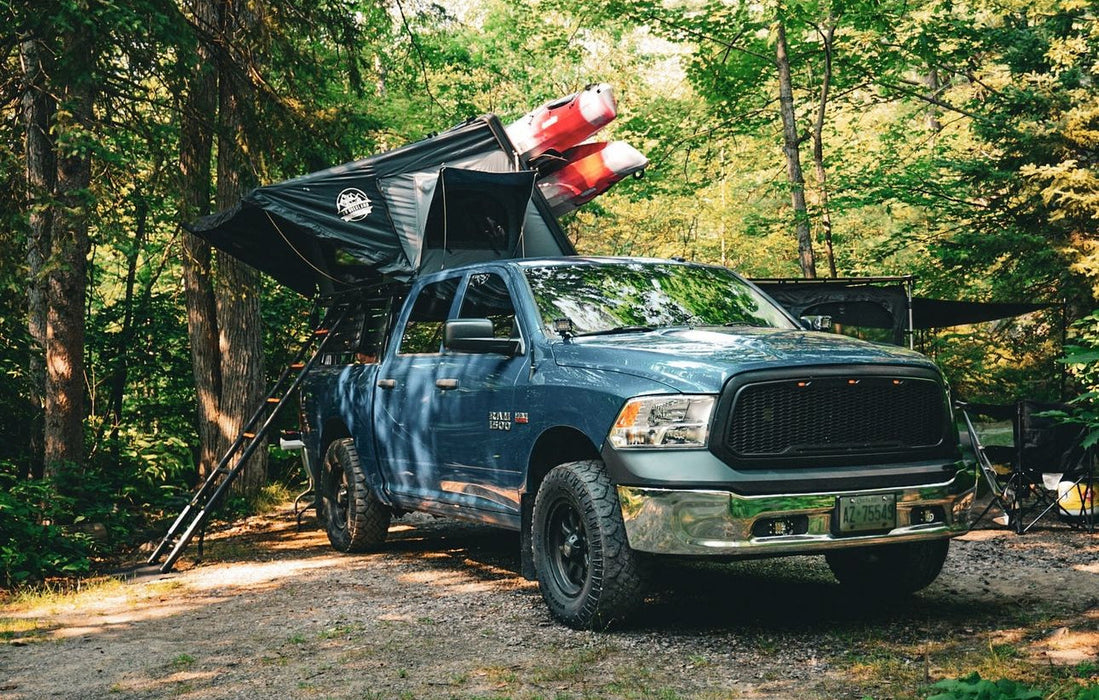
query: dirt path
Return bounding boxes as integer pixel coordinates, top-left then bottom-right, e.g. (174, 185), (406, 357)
(2, 507), (1097, 699)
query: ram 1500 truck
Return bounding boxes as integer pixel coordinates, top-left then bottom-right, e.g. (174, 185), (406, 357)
(299, 257), (974, 629)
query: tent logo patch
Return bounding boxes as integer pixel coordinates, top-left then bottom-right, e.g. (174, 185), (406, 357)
(336, 188), (373, 222)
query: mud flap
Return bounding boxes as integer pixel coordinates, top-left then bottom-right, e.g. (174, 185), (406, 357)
(520, 493), (536, 580)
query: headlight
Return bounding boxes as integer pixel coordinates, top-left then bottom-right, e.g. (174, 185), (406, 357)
(608, 395), (716, 449)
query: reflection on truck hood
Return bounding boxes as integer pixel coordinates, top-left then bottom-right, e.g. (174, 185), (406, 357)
(549, 327), (938, 393)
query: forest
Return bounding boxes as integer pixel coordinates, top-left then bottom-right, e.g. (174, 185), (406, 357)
(1, 0), (1097, 585)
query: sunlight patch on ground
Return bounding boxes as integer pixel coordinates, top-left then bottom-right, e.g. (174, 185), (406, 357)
(182, 555), (347, 590)
(2, 556), (351, 642)
(1029, 627), (1099, 664)
(110, 669), (221, 696)
(957, 529), (1013, 542)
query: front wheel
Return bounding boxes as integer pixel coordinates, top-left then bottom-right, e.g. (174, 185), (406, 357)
(826, 539), (950, 596)
(532, 460), (646, 629)
(321, 438), (391, 553)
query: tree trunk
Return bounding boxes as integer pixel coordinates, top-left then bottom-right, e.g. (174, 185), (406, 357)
(103, 193), (147, 450)
(20, 32), (56, 478)
(775, 20), (816, 279)
(44, 18), (95, 473)
(924, 69), (943, 133)
(179, 0), (221, 481)
(216, 0), (267, 495)
(811, 21), (837, 278)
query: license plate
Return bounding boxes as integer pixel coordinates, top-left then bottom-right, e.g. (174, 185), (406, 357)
(836, 494), (897, 533)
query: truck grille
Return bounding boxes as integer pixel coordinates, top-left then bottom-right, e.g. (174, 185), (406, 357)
(723, 375), (945, 458)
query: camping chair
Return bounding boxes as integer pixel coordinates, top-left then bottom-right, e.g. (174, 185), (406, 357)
(958, 400), (1095, 534)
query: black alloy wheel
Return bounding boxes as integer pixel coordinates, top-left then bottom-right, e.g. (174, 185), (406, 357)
(544, 495), (590, 598)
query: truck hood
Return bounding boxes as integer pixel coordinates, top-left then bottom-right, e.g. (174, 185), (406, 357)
(550, 327), (940, 393)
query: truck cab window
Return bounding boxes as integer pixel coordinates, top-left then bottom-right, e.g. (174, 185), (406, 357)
(399, 278), (459, 354)
(458, 272), (518, 339)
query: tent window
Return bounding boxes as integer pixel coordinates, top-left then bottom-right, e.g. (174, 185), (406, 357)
(399, 278), (459, 355)
(423, 192), (516, 252)
(419, 169), (537, 264)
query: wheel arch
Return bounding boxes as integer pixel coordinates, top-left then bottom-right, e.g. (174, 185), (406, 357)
(519, 426), (602, 581)
(320, 417), (351, 448)
(524, 426), (602, 498)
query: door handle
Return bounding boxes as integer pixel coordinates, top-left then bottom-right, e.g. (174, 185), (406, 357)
(377, 378), (397, 389)
(435, 378), (458, 390)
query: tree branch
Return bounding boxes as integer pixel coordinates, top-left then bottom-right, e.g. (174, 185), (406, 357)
(876, 80), (983, 121)
(393, 0), (447, 117)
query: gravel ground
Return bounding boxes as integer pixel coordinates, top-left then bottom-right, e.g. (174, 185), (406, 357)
(1, 503), (1097, 699)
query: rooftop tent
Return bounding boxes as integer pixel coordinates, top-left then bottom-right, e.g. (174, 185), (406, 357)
(186, 115), (575, 295)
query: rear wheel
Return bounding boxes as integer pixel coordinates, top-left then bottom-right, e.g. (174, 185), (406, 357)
(826, 539), (949, 596)
(321, 438), (391, 553)
(532, 460), (646, 629)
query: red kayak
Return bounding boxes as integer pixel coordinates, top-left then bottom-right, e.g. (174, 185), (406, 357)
(536, 141), (648, 216)
(505, 83), (617, 159)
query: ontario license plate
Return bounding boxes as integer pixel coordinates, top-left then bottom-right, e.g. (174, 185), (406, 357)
(837, 494), (897, 533)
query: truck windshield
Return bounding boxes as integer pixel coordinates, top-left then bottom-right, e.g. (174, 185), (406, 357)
(524, 261), (797, 336)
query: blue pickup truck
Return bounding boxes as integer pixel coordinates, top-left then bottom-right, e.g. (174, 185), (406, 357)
(298, 256), (974, 628)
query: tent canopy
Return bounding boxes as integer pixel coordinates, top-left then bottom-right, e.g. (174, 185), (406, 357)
(187, 116), (575, 295)
(752, 277), (1057, 345)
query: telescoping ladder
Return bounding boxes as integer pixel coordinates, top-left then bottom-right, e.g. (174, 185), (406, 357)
(147, 306), (348, 573)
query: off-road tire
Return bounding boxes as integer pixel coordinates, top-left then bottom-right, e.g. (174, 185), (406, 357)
(321, 438), (390, 553)
(826, 538), (950, 596)
(532, 460), (646, 629)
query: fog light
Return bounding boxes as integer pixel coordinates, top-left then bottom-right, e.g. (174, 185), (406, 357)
(752, 516), (809, 537)
(911, 506), (944, 525)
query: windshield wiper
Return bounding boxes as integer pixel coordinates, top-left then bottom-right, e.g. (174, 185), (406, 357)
(723, 321), (764, 328)
(573, 325), (658, 338)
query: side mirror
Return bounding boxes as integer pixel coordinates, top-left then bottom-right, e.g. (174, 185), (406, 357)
(800, 315), (833, 331)
(444, 318), (522, 356)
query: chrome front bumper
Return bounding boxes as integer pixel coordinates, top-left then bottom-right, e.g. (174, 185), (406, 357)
(617, 479), (974, 557)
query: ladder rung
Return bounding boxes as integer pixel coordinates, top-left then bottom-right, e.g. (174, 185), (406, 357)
(290, 363), (305, 370)
(243, 432), (255, 439)
(266, 397), (280, 404)
(314, 328), (330, 336)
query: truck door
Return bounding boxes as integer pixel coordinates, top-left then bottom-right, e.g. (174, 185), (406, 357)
(373, 276), (460, 503)
(433, 271), (530, 518)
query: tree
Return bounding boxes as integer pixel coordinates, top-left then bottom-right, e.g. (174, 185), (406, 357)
(774, 17), (816, 278)
(212, 0), (267, 494)
(18, 23), (55, 476)
(178, 0), (221, 485)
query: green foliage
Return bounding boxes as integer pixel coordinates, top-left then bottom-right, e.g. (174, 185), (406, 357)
(0, 466), (93, 587)
(927, 673), (1042, 700)
(928, 672), (1099, 700)
(923, 308), (1065, 404)
(1057, 309), (1099, 448)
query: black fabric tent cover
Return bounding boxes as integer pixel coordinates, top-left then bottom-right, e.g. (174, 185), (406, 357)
(187, 116), (575, 295)
(908, 298), (1056, 329)
(755, 280), (910, 344)
(753, 278), (1056, 345)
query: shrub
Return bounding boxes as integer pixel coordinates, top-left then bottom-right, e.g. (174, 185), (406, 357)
(0, 466), (92, 587)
